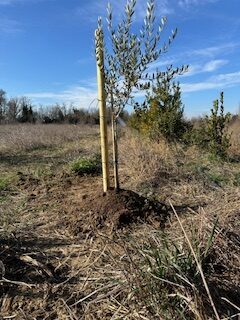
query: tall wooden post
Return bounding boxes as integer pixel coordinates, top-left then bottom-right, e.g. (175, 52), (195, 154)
(95, 26), (110, 193)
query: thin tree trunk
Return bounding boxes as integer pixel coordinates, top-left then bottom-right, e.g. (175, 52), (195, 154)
(111, 93), (119, 190)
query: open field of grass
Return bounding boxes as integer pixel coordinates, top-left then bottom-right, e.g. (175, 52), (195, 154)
(0, 123), (239, 319)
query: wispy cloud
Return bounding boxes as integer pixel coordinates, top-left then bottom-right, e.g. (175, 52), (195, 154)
(183, 59), (228, 77)
(189, 42), (238, 58)
(181, 70), (240, 92)
(148, 43), (238, 73)
(201, 59), (228, 72)
(178, 0), (219, 8)
(26, 85), (98, 108)
(0, 17), (22, 33)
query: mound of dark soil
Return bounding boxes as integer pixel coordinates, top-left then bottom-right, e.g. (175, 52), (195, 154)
(65, 189), (169, 235)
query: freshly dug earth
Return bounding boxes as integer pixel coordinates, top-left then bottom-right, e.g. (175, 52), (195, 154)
(65, 189), (169, 235)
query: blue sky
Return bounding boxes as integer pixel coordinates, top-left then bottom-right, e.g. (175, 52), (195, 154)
(0, 0), (239, 117)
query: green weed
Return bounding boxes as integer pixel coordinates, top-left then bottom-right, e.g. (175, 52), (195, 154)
(126, 222), (218, 319)
(207, 173), (228, 186)
(70, 154), (102, 176)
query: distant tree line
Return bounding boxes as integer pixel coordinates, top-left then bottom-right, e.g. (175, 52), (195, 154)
(0, 89), (129, 125)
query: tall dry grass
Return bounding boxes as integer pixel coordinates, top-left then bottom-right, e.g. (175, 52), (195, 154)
(120, 126), (240, 196)
(229, 117), (240, 157)
(0, 124), (98, 154)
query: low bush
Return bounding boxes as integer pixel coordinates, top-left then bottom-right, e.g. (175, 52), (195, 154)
(192, 92), (231, 159)
(70, 154), (102, 176)
(129, 78), (191, 142)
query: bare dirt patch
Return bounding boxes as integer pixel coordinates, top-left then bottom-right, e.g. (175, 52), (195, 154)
(63, 188), (169, 236)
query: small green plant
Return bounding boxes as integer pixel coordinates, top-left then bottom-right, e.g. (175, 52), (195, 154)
(207, 172), (228, 187)
(70, 154), (102, 176)
(0, 177), (10, 192)
(193, 92), (231, 159)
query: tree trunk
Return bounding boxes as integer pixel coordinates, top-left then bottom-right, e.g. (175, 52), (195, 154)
(111, 111), (120, 190)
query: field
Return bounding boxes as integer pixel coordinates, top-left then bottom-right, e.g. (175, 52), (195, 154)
(0, 123), (240, 319)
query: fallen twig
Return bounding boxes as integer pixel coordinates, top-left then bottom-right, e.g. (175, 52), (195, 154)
(0, 277), (35, 288)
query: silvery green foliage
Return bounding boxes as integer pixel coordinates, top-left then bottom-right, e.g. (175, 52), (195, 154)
(96, 0), (187, 118)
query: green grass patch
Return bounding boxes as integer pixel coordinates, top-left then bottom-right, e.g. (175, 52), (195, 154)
(207, 172), (229, 186)
(0, 176), (11, 192)
(0, 195), (8, 203)
(234, 172), (240, 186)
(70, 154), (102, 176)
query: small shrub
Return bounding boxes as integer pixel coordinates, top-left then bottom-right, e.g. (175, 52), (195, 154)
(129, 78), (191, 142)
(70, 154), (102, 176)
(193, 92), (231, 159)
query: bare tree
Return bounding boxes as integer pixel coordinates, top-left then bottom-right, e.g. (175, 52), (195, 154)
(0, 89), (7, 123)
(6, 97), (21, 123)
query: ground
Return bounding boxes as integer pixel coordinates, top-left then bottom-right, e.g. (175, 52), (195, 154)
(0, 124), (239, 319)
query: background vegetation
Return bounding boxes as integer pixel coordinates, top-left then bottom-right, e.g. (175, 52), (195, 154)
(0, 120), (239, 319)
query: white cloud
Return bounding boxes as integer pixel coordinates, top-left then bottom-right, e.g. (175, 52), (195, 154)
(203, 59), (228, 72)
(26, 85), (98, 109)
(189, 43), (238, 58)
(22, 70), (240, 106)
(148, 43), (238, 73)
(147, 58), (227, 77)
(181, 70), (240, 92)
(183, 59), (228, 77)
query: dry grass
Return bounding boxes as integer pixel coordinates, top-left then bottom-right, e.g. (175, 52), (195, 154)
(120, 130), (240, 205)
(229, 117), (240, 158)
(0, 124), (239, 319)
(0, 124), (99, 154)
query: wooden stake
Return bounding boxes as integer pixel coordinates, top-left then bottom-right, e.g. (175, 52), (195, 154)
(95, 28), (110, 193)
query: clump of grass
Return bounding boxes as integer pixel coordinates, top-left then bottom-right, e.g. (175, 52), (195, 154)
(207, 172), (229, 187)
(234, 172), (240, 186)
(119, 219), (219, 320)
(70, 154), (102, 176)
(0, 177), (9, 192)
(0, 178), (9, 203)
